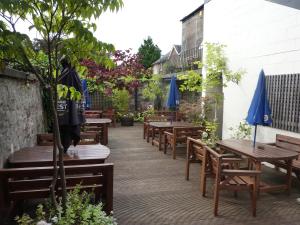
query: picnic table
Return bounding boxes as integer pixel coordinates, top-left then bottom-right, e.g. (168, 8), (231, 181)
(217, 139), (298, 194)
(149, 121), (198, 151)
(84, 118), (112, 145)
(7, 144), (110, 168)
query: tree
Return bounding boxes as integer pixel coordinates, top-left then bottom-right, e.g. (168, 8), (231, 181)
(81, 49), (151, 110)
(0, 0), (123, 210)
(138, 36), (161, 69)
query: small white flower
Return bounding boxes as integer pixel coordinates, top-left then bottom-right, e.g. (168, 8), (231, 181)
(36, 220), (51, 225)
(51, 216), (58, 223)
(202, 132), (208, 138)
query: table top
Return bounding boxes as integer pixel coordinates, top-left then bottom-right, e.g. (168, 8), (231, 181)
(149, 121), (197, 128)
(85, 118), (112, 124)
(217, 139), (298, 161)
(8, 144), (110, 168)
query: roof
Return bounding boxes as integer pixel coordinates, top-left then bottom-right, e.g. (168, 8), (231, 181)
(152, 45), (182, 65)
(153, 51), (171, 65)
(180, 4), (204, 22)
(173, 45), (182, 55)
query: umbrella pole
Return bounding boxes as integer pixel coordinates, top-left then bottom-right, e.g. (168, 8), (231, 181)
(253, 125), (257, 147)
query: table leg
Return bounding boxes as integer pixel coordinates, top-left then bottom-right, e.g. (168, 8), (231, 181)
(103, 124), (108, 145)
(147, 125), (150, 143)
(254, 160), (261, 196)
(158, 129), (162, 151)
(286, 159), (292, 195)
(151, 126), (155, 146)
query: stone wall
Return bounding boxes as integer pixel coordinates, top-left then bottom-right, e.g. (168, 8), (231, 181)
(0, 68), (45, 167)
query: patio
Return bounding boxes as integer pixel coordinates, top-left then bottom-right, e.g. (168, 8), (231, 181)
(109, 124), (300, 225)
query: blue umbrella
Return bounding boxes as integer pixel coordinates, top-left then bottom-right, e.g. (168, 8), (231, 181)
(81, 79), (91, 109)
(166, 76), (180, 110)
(246, 69), (272, 146)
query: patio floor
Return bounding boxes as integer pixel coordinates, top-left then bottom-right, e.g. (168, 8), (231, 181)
(108, 124), (300, 225)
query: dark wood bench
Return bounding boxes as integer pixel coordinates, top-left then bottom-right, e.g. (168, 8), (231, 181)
(0, 163), (113, 218)
(164, 127), (203, 159)
(84, 110), (102, 118)
(37, 132), (100, 146)
(267, 134), (300, 181)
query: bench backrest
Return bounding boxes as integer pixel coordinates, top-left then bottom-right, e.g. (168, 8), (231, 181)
(276, 134), (300, 160)
(0, 163), (113, 214)
(173, 127), (203, 140)
(84, 111), (102, 118)
(37, 132), (100, 146)
(187, 137), (206, 161)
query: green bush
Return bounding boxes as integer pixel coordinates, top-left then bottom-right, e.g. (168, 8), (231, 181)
(16, 186), (117, 225)
(111, 88), (130, 115)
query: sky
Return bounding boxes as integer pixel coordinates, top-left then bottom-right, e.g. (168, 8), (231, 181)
(96, 0), (203, 54)
(15, 0), (203, 55)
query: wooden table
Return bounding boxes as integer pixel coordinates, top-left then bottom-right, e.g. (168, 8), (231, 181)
(8, 144), (110, 168)
(217, 139), (298, 194)
(85, 118), (112, 145)
(149, 122), (197, 151)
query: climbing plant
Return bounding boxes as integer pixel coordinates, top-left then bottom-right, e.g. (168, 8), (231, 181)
(178, 42), (245, 146)
(0, 0), (123, 211)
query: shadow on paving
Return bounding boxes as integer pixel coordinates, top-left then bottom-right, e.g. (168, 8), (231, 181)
(108, 124), (300, 225)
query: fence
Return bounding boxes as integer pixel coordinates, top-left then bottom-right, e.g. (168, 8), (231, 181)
(89, 91), (112, 110)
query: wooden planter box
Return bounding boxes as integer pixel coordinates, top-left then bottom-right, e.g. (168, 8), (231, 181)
(120, 117), (134, 126)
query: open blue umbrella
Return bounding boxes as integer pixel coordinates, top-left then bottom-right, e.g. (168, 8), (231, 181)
(81, 79), (91, 109)
(246, 69), (272, 146)
(166, 76), (180, 110)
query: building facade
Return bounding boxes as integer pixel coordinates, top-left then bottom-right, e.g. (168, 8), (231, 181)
(203, 0), (300, 141)
(180, 5), (204, 68)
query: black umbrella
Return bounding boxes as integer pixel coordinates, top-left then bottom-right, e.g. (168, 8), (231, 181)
(57, 58), (85, 152)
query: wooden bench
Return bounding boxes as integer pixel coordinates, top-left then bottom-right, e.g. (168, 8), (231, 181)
(37, 132), (100, 146)
(0, 163), (113, 218)
(186, 137), (207, 181)
(84, 110), (102, 118)
(164, 127), (203, 159)
(204, 146), (260, 217)
(267, 134), (300, 181)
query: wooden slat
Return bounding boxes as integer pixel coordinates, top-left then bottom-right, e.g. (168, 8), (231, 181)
(0, 163), (113, 214)
(9, 185), (103, 200)
(8, 175), (104, 191)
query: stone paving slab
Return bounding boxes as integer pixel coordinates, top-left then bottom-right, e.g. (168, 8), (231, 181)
(108, 124), (300, 225)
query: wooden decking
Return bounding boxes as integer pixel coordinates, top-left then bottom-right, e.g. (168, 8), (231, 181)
(108, 124), (300, 225)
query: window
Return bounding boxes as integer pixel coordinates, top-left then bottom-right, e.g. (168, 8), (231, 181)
(266, 74), (300, 132)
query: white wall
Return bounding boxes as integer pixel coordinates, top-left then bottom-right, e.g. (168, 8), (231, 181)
(203, 0), (300, 142)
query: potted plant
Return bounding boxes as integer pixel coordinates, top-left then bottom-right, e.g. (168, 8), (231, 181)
(111, 88), (134, 126)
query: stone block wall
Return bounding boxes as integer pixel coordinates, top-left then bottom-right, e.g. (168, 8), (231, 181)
(0, 68), (45, 167)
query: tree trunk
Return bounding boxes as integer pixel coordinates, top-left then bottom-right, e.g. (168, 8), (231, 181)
(134, 87), (138, 111)
(49, 87), (67, 209)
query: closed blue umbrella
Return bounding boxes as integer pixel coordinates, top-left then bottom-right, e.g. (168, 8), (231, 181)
(81, 79), (91, 109)
(246, 69), (272, 146)
(166, 76), (180, 110)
